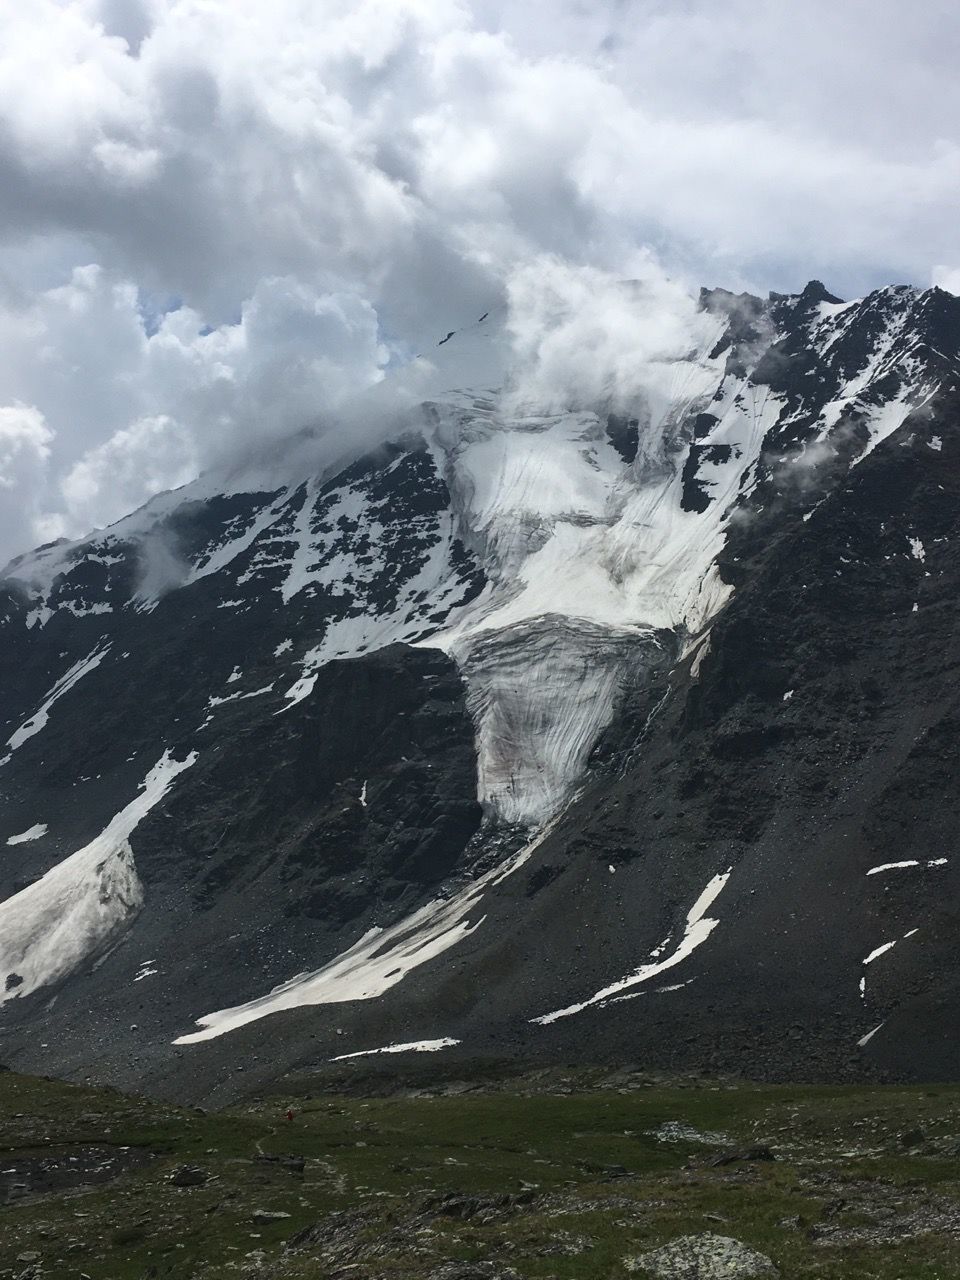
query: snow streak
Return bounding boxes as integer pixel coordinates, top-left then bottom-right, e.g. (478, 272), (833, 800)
(532, 869), (732, 1024)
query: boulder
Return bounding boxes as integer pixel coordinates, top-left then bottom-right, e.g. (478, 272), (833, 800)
(625, 1232), (779, 1279)
(169, 1165), (209, 1188)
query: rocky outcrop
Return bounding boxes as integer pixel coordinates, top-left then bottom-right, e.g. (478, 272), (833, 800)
(625, 1233), (779, 1279)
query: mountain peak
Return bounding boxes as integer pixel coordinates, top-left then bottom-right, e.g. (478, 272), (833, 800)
(800, 278), (843, 305)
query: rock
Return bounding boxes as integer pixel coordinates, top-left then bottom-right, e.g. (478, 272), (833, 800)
(285, 1206), (377, 1254)
(428, 1265), (520, 1280)
(169, 1165), (209, 1187)
(711, 1146), (777, 1167)
(579, 1160), (633, 1179)
(625, 1232), (779, 1278)
(16, 1256), (39, 1265)
(899, 1128), (925, 1148)
(251, 1209), (292, 1224)
(648, 1121), (731, 1146)
(418, 1189), (536, 1223)
(819, 1197), (846, 1219)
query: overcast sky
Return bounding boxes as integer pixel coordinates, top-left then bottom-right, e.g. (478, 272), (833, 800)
(1, 0), (958, 563)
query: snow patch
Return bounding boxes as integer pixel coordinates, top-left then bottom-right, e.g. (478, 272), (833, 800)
(174, 820), (559, 1044)
(531, 869), (732, 1024)
(188, 489), (294, 584)
(688, 632), (711, 680)
(0, 751), (196, 1003)
(860, 927), (919, 998)
(866, 859), (946, 875)
(863, 939), (898, 966)
(208, 683), (274, 708)
(6, 824), (48, 846)
(330, 1037), (459, 1061)
(857, 1023), (884, 1048)
(851, 388), (938, 467)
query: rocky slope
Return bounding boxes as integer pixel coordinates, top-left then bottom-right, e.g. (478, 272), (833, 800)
(0, 280), (958, 1099)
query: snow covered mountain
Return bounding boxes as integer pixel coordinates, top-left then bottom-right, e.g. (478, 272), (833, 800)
(2, 279), (959, 1100)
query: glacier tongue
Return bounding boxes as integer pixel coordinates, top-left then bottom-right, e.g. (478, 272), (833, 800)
(457, 616), (662, 825)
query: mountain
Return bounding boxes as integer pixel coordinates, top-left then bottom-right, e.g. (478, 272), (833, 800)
(1, 279), (959, 1102)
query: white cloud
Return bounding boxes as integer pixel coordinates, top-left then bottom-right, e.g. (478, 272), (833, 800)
(60, 414), (197, 530)
(0, 403), (55, 556)
(933, 266), (960, 296)
(0, 1), (958, 560)
(504, 255), (717, 419)
(0, 403), (52, 491)
(0, 266), (390, 545)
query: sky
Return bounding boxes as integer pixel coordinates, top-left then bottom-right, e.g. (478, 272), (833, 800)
(0, 0), (958, 563)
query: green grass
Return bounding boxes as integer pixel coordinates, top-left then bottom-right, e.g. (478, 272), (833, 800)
(2, 1067), (960, 1278)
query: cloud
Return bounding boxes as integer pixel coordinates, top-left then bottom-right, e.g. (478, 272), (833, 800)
(0, 1), (958, 560)
(60, 414), (198, 533)
(0, 403), (56, 558)
(0, 265), (391, 546)
(503, 255), (718, 421)
(933, 265), (960, 296)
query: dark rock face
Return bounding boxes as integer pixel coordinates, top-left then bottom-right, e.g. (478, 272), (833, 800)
(681, 444), (733, 513)
(1, 281), (960, 1099)
(164, 644), (482, 926)
(0, 641), (483, 1085)
(606, 414), (640, 463)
